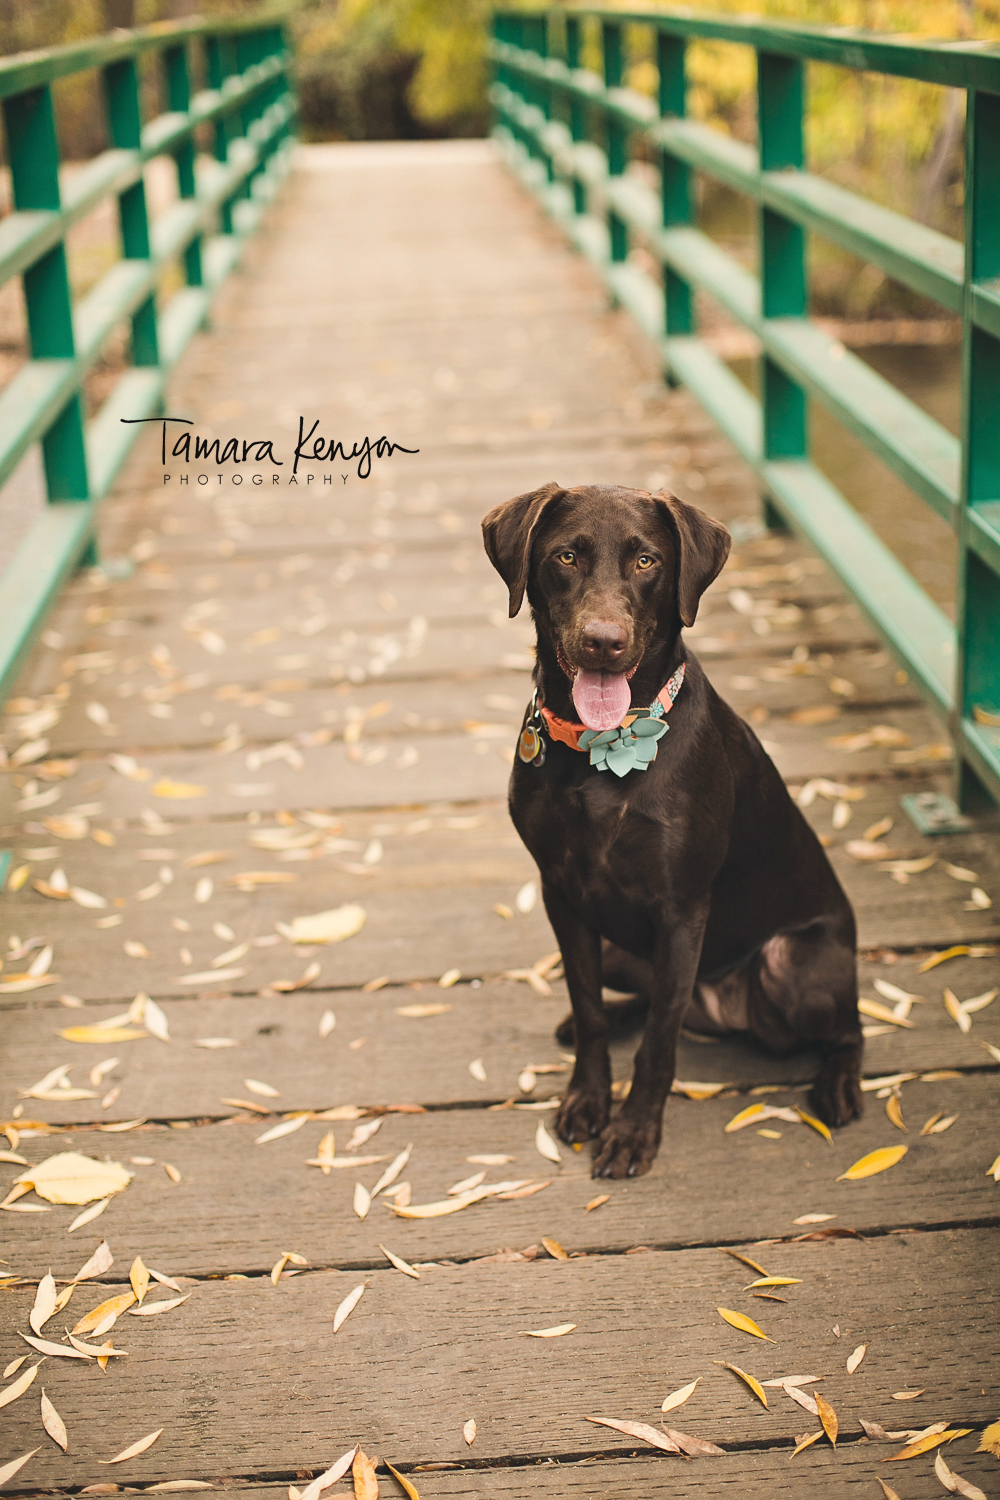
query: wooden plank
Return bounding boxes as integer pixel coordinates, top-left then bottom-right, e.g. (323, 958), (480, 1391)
(3, 952), (999, 1124)
(0, 1228), (994, 1484)
(4, 1076), (996, 1274)
(144, 1443), (1000, 1500)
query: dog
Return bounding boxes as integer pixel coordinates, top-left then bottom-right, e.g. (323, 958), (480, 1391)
(482, 482), (863, 1179)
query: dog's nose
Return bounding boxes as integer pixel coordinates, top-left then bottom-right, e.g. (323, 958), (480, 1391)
(581, 619), (629, 667)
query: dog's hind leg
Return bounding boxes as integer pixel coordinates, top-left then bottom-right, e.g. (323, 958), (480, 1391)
(748, 920), (863, 1127)
(554, 941), (652, 1047)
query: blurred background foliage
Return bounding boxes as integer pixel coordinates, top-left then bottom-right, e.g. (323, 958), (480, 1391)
(3, 0), (999, 315)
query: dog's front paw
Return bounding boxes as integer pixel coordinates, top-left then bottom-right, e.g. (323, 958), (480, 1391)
(810, 1049), (863, 1128)
(592, 1115), (661, 1179)
(556, 1086), (608, 1144)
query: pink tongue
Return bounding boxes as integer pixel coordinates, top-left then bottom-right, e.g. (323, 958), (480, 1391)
(572, 669), (632, 731)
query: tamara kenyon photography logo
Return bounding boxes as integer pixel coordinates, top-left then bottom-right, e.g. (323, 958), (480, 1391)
(122, 416), (419, 482)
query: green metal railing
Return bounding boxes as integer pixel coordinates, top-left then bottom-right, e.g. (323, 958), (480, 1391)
(0, 8), (295, 700)
(490, 7), (1000, 814)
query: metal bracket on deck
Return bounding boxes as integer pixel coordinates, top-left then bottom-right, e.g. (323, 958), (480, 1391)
(900, 791), (973, 836)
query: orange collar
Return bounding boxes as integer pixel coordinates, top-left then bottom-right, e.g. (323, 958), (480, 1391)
(540, 662), (686, 751)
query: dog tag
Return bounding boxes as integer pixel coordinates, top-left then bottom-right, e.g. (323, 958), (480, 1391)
(518, 725), (543, 764)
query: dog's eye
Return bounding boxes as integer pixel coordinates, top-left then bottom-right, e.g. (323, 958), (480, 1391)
(636, 554), (655, 570)
(557, 550), (576, 566)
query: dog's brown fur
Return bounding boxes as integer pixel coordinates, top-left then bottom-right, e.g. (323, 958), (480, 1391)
(483, 482), (862, 1179)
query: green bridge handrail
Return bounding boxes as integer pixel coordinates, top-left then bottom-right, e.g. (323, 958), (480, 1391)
(0, 7), (296, 701)
(489, 5), (1000, 812)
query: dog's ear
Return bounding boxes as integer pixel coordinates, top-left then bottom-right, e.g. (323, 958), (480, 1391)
(482, 481), (565, 617)
(653, 491), (731, 627)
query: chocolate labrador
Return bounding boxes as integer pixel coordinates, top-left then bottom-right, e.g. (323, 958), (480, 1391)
(482, 482), (862, 1179)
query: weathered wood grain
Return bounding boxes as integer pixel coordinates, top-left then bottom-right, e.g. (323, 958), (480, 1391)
(4, 961), (999, 1125)
(0, 1230), (995, 1485)
(143, 1443), (1000, 1500)
(4, 1074), (996, 1275)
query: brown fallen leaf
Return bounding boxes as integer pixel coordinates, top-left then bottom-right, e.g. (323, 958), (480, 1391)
(892, 1388), (927, 1400)
(379, 1244), (420, 1280)
(660, 1425), (725, 1457)
(584, 1194), (610, 1213)
(584, 1416), (681, 1454)
(846, 1342), (868, 1374)
(30, 1273), (57, 1336)
(40, 1389), (68, 1450)
(935, 1448), (988, 1499)
(352, 1449), (378, 1500)
(715, 1361), (768, 1407)
(463, 1418), (476, 1446)
(792, 1226), (864, 1241)
(0, 1450), (39, 1486)
(717, 1307), (774, 1342)
(876, 1480), (903, 1500)
(100, 1428), (163, 1463)
(299, 1447), (358, 1500)
(127, 1295), (190, 1317)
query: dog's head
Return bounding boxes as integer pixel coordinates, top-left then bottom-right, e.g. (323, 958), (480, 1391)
(481, 483), (730, 728)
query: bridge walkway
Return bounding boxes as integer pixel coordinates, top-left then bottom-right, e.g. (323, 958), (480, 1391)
(0, 140), (997, 1499)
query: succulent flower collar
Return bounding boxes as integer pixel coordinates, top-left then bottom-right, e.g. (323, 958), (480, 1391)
(518, 662), (686, 777)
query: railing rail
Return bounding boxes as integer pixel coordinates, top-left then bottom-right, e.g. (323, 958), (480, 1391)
(0, 7), (296, 701)
(489, 5), (1000, 814)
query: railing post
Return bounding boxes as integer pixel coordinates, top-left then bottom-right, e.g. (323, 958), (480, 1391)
(603, 21), (627, 265)
(758, 51), (807, 528)
(207, 32), (238, 233)
(534, 15), (555, 183)
(103, 57), (159, 368)
(1, 86), (89, 504)
(565, 16), (587, 216)
(956, 86), (1000, 810)
(164, 42), (202, 287)
(658, 30), (692, 350)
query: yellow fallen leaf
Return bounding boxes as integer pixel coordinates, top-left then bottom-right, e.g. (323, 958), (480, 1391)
(791, 1430), (824, 1457)
(723, 1249), (770, 1276)
(541, 1236), (568, 1261)
(716, 1361), (768, 1405)
(661, 1377), (700, 1413)
(522, 1324), (576, 1337)
(0, 1450), (39, 1486)
(815, 1391), (838, 1446)
(885, 1095), (907, 1132)
(858, 999), (914, 1028)
(395, 1003), (451, 1018)
(100, 1429), (163, 1463)
(584, 1194), (610, 1213)
(837, 1145), (907, 1180)
(16, 1152), (131, 1205)
(795, 1107), (833, 1142)
(72, 1291), (136, 1334)
(934, 1448), (988, 1499)
(846, 1342), (868, 1373)
(944, 988), (971, 1034)
(352, 1450), (379, 1500)
(153, 780), (206, 799)
(725, 1103), (766, 1132)
(744, 1277), (802, 1289)
(919, 946), (971, 972)
(255, 1115), (311, 1145)
(439, 967), (461, 988)
(886, 1429), (970, 1460)
(977, 1420), (1000, 1457)
(58, 1026), (147, 1044)
(128, 1295), (190, 1316)
(353, 1182), (371, 1220)
(463, 1418), (477, 1445)
(383, 1460), (420, 1499)
(717, 1308), (774, 1341)
(280, 905), (366, 943)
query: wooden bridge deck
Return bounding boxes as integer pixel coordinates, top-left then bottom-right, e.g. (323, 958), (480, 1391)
(1, 140), (998, 1499)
